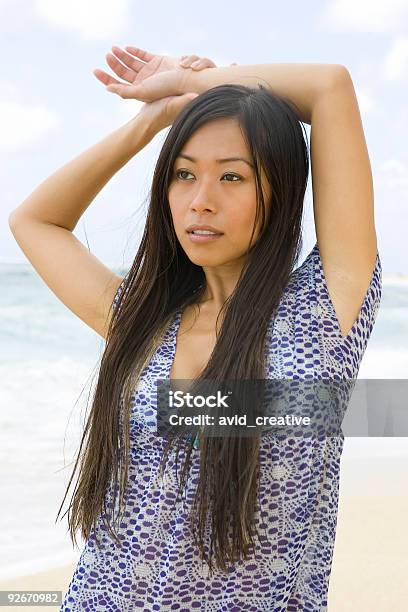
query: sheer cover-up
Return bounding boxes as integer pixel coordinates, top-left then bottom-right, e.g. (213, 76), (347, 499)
(61, 242), (382, 611)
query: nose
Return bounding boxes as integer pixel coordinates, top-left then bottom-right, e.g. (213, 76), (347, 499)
(188, 181), (217, 213)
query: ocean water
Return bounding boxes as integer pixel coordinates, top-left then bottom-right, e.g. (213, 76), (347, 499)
(0, 263), (407, 580)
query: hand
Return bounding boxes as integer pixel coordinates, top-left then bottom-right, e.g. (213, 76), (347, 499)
(136, 91), (200, 135)
(93, 46), (218, 102)
(93, 46), (238, 102)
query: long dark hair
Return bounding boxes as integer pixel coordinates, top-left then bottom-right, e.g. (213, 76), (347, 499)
(57, 83), (310, 575)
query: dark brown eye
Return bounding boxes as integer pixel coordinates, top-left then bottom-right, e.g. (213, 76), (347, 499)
(175, 170), (242, 181)
(176, 169), (193, 180)
(222, 173), (241, 182)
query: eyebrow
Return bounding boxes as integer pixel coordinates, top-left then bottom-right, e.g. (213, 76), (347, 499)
(176, 153), (254, 169)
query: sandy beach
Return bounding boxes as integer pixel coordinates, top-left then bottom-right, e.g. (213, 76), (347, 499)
(1, 494), (407, 611)
(0, 563), (76, 612)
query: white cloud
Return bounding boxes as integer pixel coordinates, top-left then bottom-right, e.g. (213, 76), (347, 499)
(379, 159), (406, 173)
(0, 0), (17, 9)
(35, 0), (131, 42)
(81, 98), (145, 130)
(0, 100), (59, 151)
(382, 37), (408, 81)
(353, 85), (375, 115)
(0, 80), (21, 98)
(320, 0), (408, 32)
(376, 159), (408, 190)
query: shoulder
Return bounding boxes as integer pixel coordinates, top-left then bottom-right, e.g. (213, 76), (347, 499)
(278, 241), (382, 343)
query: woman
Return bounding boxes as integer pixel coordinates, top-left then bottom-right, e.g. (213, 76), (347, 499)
(8, 47), (382, 611)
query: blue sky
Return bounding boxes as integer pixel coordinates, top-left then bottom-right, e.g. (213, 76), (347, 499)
(1, 0), (407, 274)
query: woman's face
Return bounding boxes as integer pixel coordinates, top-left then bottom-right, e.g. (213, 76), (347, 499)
(168, 118), (271, 269)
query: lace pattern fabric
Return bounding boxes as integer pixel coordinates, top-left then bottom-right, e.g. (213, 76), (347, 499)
(61, 242), (382, 611)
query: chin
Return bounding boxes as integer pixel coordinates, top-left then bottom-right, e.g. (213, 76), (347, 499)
(183, 248), (221, 263)
(186, 254), (219, 266)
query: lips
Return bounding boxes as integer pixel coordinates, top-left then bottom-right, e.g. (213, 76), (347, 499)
(187, 232), (223, 243)
(188, 230), (223, 235)
(186, 224), (224, 234)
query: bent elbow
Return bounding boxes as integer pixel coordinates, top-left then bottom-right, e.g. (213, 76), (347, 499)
(327, 64), (352, 90)
(8, 209), (20, 233)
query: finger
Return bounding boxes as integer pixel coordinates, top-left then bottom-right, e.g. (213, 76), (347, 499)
(191, 57), (216, 67)
(93, 68), (123, 86)
(105, 53), (137, 84)
(124, 46), (156, 63)
(190, 59), (212, 70)
(105, 83), (146, 100)
(111, 46), (145, 73)
(179, 55), (200, 67)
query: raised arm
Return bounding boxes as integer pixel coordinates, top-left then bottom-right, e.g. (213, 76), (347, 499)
(180, 61), (342, 125)
(8, 115), (154, 340)
(181, 63), (379, 338)
(95, 52), (379, 339)
(100, 51), (340, 126)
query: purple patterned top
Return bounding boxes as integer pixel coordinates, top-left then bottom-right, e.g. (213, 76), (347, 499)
(61, 242), (382, 611)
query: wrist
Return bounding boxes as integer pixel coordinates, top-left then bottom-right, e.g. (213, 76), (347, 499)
(124, 113), (156, 150)
(178, 66), (200, 96)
